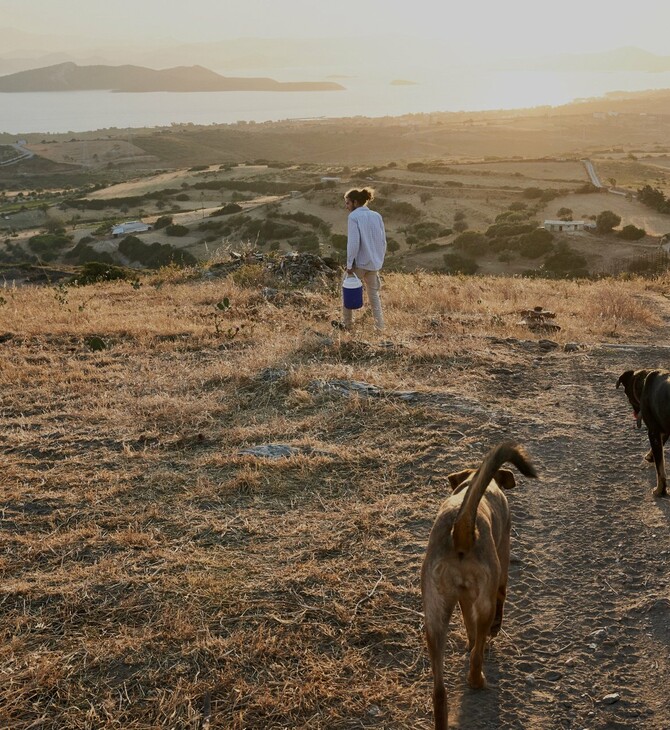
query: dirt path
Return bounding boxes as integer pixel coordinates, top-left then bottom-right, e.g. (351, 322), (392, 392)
(414, 335), (670, 728)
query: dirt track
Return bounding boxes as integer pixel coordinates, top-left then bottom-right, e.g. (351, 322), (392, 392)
(406, 336), (670, 728)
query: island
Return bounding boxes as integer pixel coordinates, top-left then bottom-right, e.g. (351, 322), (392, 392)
(0, 62), (345, 93)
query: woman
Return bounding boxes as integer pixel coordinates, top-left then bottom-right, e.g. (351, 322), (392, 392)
(341, 187), (387, 332)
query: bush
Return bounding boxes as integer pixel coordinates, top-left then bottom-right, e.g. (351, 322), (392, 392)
(403, 221), (444, 242)
(28, 232), (72, 260)
(153, 215), (173, 229)
(210, 203), (243, 217)
(452, 231), (489, 256)
(73, 262), (130, 285)
(453, 220), (468, 233)
(373, 199), (421, 222)
(118, 235), (196, 268)
(331, 233), (347, 252)
(486, 222), (536, 238)
(519, 229), (554, 259)
(443, 252), (479, 274)
(165, 224), (190, 237)
(522, 187), (544, 199)
(292, 231), (320, 253)
(64, 241), (114, 265)
(415, 242), (446, 254)
(175, 193), (190, 201)
(543, 243), (588, 277)
(618, 224), (646, 240)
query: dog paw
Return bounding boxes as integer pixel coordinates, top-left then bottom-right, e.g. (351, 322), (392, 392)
(467, 672), (487, 689)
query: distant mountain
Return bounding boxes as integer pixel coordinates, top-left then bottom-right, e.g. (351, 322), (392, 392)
(0, 62), (345, 92)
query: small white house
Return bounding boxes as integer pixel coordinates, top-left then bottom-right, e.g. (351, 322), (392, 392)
(543, 220), (586, 233)
(112, 221), (152, 237)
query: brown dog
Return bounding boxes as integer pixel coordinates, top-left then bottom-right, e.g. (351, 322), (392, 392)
(421, 442), (537, 730)
(617, 368), (670, 497)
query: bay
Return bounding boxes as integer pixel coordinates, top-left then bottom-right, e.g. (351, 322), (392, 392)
(1, 68), (670, 135)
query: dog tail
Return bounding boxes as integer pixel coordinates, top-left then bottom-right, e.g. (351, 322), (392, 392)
(452, 442), (537, 557)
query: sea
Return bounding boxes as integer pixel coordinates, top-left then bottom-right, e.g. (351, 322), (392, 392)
(2, 68), (670, 135)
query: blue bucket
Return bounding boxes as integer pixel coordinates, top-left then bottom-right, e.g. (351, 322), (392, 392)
(342, 274), (364, 309)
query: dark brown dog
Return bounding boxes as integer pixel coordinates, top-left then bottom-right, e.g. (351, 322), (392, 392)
(421, 442), (537, 730)
(617, 368), (670, 497)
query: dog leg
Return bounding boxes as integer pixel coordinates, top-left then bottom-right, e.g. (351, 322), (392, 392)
(460, 600), (477, 652)
(467, 596), (496, 689)
(648, 432), (668, 497)
(490, 584), (507, 638)
(425, 603), (454, 730)
(645, 433), (669, 463)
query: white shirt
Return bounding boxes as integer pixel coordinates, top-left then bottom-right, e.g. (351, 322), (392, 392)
(347, 206), (387, 271)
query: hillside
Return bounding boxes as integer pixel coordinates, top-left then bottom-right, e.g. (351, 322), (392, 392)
(0, 266), (669, 729)
(0, 62), (344, 93)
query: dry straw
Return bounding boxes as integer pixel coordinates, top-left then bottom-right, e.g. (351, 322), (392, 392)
(0, 269), (667, 728)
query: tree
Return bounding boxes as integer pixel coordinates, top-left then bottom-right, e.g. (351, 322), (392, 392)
(556, 207), (573, 220)
(596, 210), (621, 234)
(419, 191), (433, 205)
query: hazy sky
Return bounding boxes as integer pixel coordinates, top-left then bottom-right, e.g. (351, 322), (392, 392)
(2, 0), (670, 57)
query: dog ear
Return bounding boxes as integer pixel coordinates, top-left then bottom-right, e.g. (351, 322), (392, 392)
(448, 468), (474, 490)
(494, 468), (517, 490)
(617, 370), (634, 389)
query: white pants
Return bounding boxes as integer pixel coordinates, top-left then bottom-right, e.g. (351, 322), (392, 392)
(342, 267), (384, 331)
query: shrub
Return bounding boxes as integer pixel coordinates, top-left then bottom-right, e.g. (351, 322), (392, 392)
(486, 222), (536, 238)
(292, 231), (320, 253)
(28, 232), (72, 260)
(373, 199), (421, 222)
(64, 241), (113, 265)
(165, 224), (190, 237)
(118, 235), (196, 268)
(452, 231), (488, 256)
(331, 233), (347, 252)
(73, 262), (130, 285)
(453, 220), (468, 233)
(403, 221), (444, 242)
(443, 252), (479, 274)
(415, 242), (446, 254)
(543, 243), (588, 277)
(618, 224), (646, 240)
(175, 193), (190, 201)
(210, 203), (243, 217)
(519, 229), (554, 259)
(522, 187), (544, 199)
(153, 215), (173, 230)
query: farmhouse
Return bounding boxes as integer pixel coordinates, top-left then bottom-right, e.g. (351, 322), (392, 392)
(112, 221), (152, 237)
(543, 219), (588, 233)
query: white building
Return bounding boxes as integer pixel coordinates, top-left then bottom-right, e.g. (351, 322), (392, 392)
(543, 220), (587, 233)
(112, 221), (152, 237)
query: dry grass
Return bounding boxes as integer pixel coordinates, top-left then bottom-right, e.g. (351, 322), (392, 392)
(1, 267), (669, 728)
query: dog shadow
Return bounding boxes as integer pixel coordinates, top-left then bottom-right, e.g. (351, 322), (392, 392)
(452, 646), (502, 729)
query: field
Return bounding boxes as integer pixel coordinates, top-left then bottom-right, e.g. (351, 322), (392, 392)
(1, 264), (669, 729)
